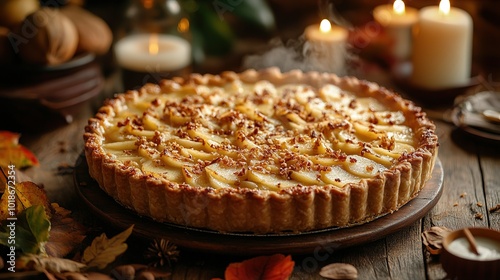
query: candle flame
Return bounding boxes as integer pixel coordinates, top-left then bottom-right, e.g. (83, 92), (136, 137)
(149, 34), (159, 55)
(319, 19), (331, 33)
(439, 0), (450, 15)
(141, 0), (153, 9)
(177, 17), (190, 33)
(393, 0), (405, 15)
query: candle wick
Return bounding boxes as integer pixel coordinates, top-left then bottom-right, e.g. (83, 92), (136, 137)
(463, 228), (481, 256)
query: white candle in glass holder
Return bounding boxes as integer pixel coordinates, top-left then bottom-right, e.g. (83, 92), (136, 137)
(114, 33), (191, 89)
(114, 33), (191, 73)
(373, 0), (418, 60)
(411, 0), (473, 89)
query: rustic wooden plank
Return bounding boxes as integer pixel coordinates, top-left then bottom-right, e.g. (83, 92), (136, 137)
(170, 253), (247, 280)
(290, 240), (390, 280)
(385, 222), (426, 280)
(21, 106), (92, 208)
(341, 241), (391, 280)
(425, 121), (487, 229)
(478, 141), (500, 231)
(423, 120), (491, 280)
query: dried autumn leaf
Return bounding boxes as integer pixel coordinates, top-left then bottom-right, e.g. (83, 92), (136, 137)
(0, 146), (39, 168)
(20, 253), (86, 274)
(224, 254), (294, 280)
(0, 181), (51, 221)
(45, 203), (87, 258)
(319, 263), (358, 280)
(81, 225), (134, 269)
(421, 226), (452, 255)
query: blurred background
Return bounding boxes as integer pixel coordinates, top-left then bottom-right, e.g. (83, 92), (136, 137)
(1, 0), (499, 130)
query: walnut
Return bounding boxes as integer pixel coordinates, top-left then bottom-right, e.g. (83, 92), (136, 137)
(0, 0), (40, 29)
(61, 5), (112, 55)
(15, 8), (78, 65)
(421, 226), (452, 255)
(320, 263), (358, 279)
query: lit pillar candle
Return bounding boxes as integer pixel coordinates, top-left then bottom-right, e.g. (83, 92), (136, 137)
(373, 0), (418, 60)
(115, 33), (191, 74)
(411, 0), (473, 89)
(114, 33), (191, 89)
(304, 19), (348, 75)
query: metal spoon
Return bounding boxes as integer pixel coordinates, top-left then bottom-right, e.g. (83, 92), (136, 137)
(483, 109), (500, 124)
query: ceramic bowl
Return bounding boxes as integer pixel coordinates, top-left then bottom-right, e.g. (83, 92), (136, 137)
(441, 227), (500, 280)
(0, 53), (104, 131)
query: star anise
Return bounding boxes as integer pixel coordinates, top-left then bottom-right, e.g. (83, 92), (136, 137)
(145, 239), (180, 267)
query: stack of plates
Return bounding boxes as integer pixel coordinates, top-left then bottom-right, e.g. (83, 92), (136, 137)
(452, 91), (500, 141)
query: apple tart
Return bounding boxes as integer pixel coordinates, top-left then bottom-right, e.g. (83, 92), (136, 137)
(84, 68), (438, 233)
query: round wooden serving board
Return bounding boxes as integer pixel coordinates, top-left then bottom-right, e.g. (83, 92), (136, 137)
(74, 153), (443, 255)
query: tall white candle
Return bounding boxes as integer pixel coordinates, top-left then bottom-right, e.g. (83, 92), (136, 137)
(373, 0), (418, 60)
(114, 33), (191, 73)
(304, 19), (348, 75)
(411, 0), (473, 89)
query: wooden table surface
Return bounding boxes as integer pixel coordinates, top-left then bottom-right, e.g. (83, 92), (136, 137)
(4, 65), (497, 280)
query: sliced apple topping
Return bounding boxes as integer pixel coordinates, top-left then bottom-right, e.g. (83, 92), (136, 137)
(100, 76), (418, 192)
(141, 159), (183, 182)
(319, 84), (343, 102)
(343, 155), (386, 178)
(103, 140), (137, 150)
(290, 170), (323, 185)
(247, 169), (299, 191)
(181, 148), (218, 161)
(205, 161), (243, 185)
(182, 166), (210, 186)
(143, 113), (162, 130)
(235, 104), (268, 123)
(321, 165), (360, 187)
(173, 137), (204, 150)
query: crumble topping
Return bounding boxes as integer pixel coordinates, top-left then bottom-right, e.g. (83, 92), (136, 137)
(98, 79), (416, 191)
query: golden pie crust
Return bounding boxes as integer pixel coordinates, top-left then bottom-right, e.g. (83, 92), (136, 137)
(84, 68), (438, 233)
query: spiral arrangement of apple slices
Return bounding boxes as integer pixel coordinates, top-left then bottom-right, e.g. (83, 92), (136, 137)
(98, 76), (416, 192)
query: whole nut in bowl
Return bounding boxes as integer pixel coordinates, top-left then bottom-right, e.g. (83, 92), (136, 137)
(13, 7), (79, 65)
(441, 228), (500, 280)
(0, 0), (40, 29)
(61, 5), (113, 55)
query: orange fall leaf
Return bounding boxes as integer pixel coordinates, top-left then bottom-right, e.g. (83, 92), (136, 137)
(0, 131), (39, 168)
(223, 254), (294, 280)
(0, 131), (20, 147)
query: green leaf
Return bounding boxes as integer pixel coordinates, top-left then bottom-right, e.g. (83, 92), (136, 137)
(81, 225), (134, 269)
(0, 205), (51, 254)
(193, 2), (234, 56)
(231, 0), (276, 32)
